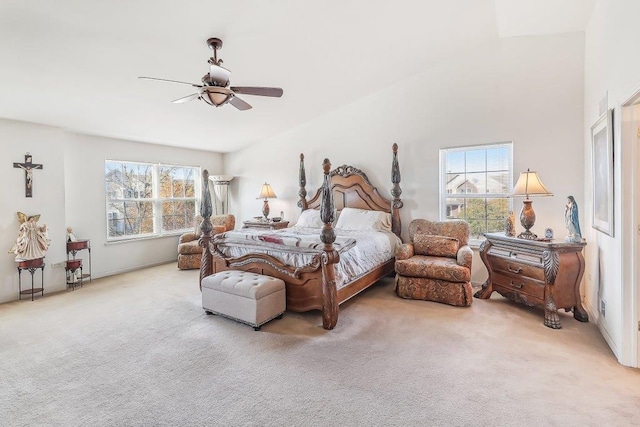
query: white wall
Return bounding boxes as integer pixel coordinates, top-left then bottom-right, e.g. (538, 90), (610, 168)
(583, 0), (640, 366)
(0, 119), (223, 303)
(226, 33), (585, 286)
(1, 120), (67, 303)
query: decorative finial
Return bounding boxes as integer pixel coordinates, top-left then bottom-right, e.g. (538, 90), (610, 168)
(323, 158), (331, 174)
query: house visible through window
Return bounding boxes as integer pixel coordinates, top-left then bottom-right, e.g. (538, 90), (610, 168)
(105, 161), (199, 240)
(440, 143), (513, 240)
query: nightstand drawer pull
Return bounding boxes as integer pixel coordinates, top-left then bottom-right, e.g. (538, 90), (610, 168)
(510, 280), (524, 289)
(507, 265), (522, 274)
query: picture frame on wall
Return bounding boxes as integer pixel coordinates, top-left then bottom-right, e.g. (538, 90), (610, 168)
(590, 108), (614, 236)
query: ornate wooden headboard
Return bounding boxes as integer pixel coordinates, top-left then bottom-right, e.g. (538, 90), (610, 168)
(297, 144), (403, 237)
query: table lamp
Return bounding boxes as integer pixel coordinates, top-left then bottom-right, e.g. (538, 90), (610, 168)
(257, 183), (277, 220)
(511, 169), (553, 239)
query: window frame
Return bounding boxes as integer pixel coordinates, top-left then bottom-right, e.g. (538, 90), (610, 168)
(439, 142), (513, 245)
(105, 160), (201, 242)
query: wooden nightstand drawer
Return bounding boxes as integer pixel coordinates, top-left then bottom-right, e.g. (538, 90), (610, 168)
(242, 220), (290, 230)
(492, 272), (545, 300)
(487, 255), (545, 281)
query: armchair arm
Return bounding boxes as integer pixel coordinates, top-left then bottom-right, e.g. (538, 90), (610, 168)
(395, 243), (415, 260)
(178, 232), (197, 245)
(457, 245), (473, 269)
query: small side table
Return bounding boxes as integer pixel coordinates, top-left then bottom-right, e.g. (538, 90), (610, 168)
(17, 259), (45, 301)
(67, 239), (91, 282)
(65, 259), (83, 291)
(242, 220), (290, 230)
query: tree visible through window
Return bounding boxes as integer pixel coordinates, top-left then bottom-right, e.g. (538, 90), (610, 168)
(105, 161), (199, 240)
(440, 143), (513, 240)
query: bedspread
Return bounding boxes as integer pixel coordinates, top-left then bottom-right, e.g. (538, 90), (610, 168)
(213, 227), (401, 289)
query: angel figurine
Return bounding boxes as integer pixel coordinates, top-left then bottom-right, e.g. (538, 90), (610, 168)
(564, 196), (582, 243)
(8, 212), (51, 261)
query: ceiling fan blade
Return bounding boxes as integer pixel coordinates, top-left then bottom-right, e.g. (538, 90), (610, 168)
(229, 96), (252, 111)
(230, 86), (283, 97)
(139, 76), (202, 88)
(209, 64), (231, 86)
(172, 93), (200, 104)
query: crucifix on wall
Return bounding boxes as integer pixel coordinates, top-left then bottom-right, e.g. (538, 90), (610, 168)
(13, 153), (43, 198)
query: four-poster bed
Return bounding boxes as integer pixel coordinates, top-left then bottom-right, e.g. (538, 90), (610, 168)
(198, 144), (403, 330)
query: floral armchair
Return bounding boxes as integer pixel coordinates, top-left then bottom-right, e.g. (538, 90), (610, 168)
(177, 214), (235, 270)
(394, 219), (473, 307)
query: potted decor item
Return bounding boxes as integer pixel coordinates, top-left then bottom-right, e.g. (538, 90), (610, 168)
(8, 212), (51, 267)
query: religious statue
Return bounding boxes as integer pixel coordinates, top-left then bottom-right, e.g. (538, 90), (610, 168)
(564, 196), (582, 243)
(505, 211), (516, 237)
(8, 212), (51, 261)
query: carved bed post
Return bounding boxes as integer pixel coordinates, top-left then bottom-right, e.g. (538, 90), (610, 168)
(199, 169), (214, 290)
(297, 153), (308, 211)
(320, 158), (339, 330)
(391, 143), (403, 237)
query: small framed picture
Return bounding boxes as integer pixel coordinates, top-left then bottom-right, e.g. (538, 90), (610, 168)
(544, 228), (554, 239)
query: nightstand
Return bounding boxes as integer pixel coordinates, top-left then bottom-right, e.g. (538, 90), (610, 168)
(242, 220), (290, 230)
(474, 232), (588, 329)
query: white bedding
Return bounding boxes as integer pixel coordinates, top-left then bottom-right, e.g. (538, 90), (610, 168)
(213, 227), (401, 289)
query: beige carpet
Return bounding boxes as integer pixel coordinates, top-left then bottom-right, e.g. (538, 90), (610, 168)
(1, 262), (639, 426)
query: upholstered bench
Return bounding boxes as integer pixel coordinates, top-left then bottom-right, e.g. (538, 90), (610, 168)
(202, 270), (286, 330)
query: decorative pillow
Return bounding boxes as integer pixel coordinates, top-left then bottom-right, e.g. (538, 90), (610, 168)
(294, 209), (325, 228)
(334, 207), (392, 232)
(413, 234), (459, 258)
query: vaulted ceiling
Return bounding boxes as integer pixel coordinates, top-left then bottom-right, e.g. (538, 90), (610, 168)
(0, 0), (595, 152)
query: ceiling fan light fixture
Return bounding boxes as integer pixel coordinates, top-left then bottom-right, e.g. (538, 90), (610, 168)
(205, 91), (232, 106)
(201, 87), (233, 107)
(140, 37), (282, 111)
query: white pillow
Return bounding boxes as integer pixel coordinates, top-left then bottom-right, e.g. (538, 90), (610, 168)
(294, 209), (325, 228)
(334, 207), (392, 232)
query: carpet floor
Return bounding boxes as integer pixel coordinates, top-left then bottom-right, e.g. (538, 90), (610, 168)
(1, 262), (639, 426)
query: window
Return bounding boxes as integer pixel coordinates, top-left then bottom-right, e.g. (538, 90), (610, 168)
(440, 143), (513, 240)
(105, 161), (199, 240)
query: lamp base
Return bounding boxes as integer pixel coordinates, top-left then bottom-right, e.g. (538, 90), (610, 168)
(517, 230), (538, 240)
(262, 199), (270, 221)
(518, 199), (537, 240)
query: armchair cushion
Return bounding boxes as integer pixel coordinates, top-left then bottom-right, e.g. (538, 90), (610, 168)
(179, 232), (197, 245)
(409, 219), (469, 247)
(178, 240), (201, 255)
(395, 255), (471, 283)
(211, 214), (235, 233)
(413, 234), (459, 258)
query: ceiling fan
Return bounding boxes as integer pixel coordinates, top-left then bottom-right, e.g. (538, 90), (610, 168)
(139, 37), (283, 111)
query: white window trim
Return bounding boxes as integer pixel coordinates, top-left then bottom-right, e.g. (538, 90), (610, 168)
(105, 160), (201, 242)
(439, 142), (513, 246)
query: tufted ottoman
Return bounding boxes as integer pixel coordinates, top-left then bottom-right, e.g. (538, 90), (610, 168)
(201, 270), (286, 330)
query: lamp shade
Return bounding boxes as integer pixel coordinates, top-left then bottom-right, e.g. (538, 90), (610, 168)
(257, 183), (277, 199)
(511, 169), (553, 198)
(202, 87), (234, 107)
